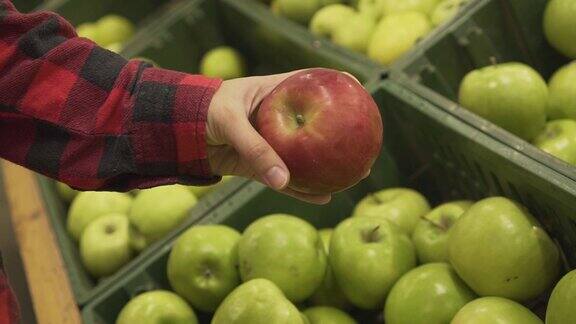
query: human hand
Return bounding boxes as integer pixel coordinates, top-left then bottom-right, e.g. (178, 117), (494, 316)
(206, 71), (333, 205)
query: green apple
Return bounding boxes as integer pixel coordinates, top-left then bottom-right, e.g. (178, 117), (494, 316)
(431, 0), (468, 27)
(353, 187), (431, 234)
(271, 0), (282, 16)
(546, 270), (576, 324)
(200, 46), (246, 80)
(80, 213), (132, 278)
(533, 119), (576, 165)
(448, 197), (560, 302)
(309, 4), (356, 38)
(95, 14), (134, 47)
(332, 13), (376, 54)
(321, 0), (345, 5)
(105, 42), (123, 54)
(384, 263), (476, 324)
(167, 225), (241, 312)
(368, 11), (432, 65)
(452, 297), (543, 324)
(330, 216), (416, 309)
(357, 0), (385, 19)
(310, 229), (350, 309)
(129, 225), (148, 253)
(547, 61), (576, 120)
(238, 214), (326, 303)
(277, 0), (322, 24)
(303, 306), (356, 324)
(544, 0), (576, 59)
(212, 279), (305, 324)
(55, 181), (79, 203)
(76, 22), (103, 45)
(188, 176), (234, 199)
(458, 63), (548, 141)
(412, 200), (473, 263)
(67, 191), (132, 241)
(381, 0), (441, 15)
(129, 185), (197, 244)
(116, 290), (198, 324)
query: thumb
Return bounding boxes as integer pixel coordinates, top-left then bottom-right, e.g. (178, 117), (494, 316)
(227, 119), (290, 190)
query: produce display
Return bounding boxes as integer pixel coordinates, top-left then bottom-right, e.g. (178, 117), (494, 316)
(456, 0), (576, 166)
(113, 189), (567, 323)
(268, 0), (469, 65)
(76, 14), (135, 53)
(55, 177), (234, 280)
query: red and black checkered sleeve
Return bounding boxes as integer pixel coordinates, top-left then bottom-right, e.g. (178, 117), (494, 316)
(0, 0), (223, 191)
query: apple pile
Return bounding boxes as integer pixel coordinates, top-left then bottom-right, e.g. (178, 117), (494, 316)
(75, 14), (135, 53)
(458, 0), (576, 166)
(55, 178), (233, 279)
(114, 187), (571, 323)
(262, 0), (468, 65)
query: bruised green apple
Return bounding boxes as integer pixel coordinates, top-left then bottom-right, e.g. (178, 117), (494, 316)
(458, 63), (548, 141)
(256, 69), (383, 195)
(547, 61), (576, 120)
(277, 0), (321, 24)
(167, 225), (241, 312)
(310, 229), (350, 309)
(448, 197), (560, 301)
(412, 200), (473, 263)
(129, 185), (197, 244)
(452, 297), (543, 324)
(116, 290), (198, 324)
(384, 263), (476, 324)
(330, 216), (416, 309)
(200, 47), (246, 80)
(67, 191), (132, 241)
(55, 181), (80, 203)
(431, 0), (468, 27)
(303, 306), (357, 324)
(309, 4), (356, 38)
(353, 188), (431, 234)
(332, 13), (376, 54)
(546, 270), (576, 324)
(381, 0), (441, 15)
(368, 11), (431, 65)
(543, 0), (576, 59)
(80, 214), (132, 278)
(95, 15), (134, 47)
(533, 119), (576, 166)
(212, 279), (305, 324)
(238, 214), (326, 303)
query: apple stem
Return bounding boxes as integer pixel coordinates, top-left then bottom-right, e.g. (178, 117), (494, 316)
(295, 114), (305, 127)
(367, 225), (381, 242)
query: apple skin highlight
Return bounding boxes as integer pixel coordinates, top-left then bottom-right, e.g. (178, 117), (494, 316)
(256, 68), (383, 195)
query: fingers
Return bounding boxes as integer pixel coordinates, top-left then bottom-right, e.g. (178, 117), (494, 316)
(226, 118), (290, 191)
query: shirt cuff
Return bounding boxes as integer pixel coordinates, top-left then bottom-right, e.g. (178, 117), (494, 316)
(129, 66), (223, 185)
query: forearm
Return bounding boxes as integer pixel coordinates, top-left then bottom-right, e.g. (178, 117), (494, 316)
(0, 0), (222, 191)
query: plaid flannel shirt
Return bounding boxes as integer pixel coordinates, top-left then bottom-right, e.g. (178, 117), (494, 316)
(0, 0), (223, 192)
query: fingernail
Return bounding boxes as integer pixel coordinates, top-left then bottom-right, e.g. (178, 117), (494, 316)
(265, 166), (288, 190)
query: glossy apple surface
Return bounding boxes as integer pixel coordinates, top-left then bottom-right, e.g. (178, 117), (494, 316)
(533, 119), (576, 166)
(458, 63), (548, 141)
(238, 214), (327, 303)
(303, 306), (357, 324)
(411, 200), (473, 263)
(384, 263), (476, 324)
(452, 297), (543, 324)
(212, 279), (305, 324)
(448, 197), (560, 301)
(353, 187), (431, 234)
(546, 270), (576, 324)
(547, 61), (576, 120)
(200, 47), (246, 80)
(310, 4), (356, 38)
(544, 0), (576, 59)
(332, 13), (376, 54)
(256, 68), (383, 195)
(116, 290), (198, 324)
(330, 216), (416, 309)
(167, 225), (241, 312)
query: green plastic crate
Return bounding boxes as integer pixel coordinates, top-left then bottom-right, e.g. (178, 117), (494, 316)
(12, 0), (45, 12)
(81, 79), (576, 322)
(391, 0), (575, 185)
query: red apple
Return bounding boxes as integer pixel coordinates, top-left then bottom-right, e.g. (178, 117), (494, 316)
(256, 68), (383, 194)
